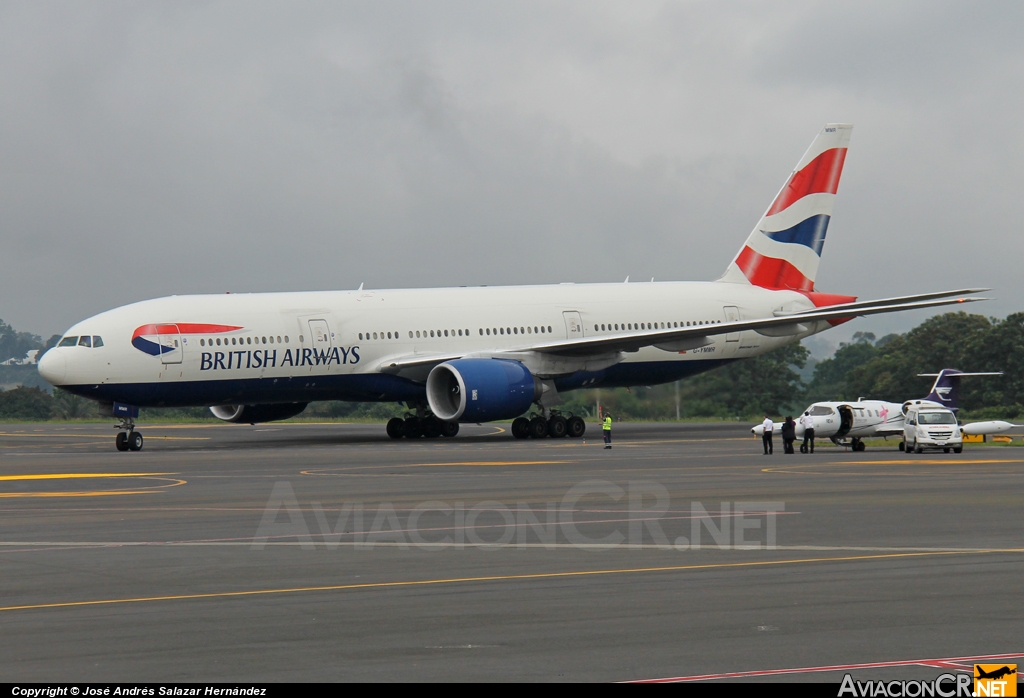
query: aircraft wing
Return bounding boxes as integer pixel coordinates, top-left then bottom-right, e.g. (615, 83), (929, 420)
(526, 289), (989, 357)
(377, 289), (988, 373)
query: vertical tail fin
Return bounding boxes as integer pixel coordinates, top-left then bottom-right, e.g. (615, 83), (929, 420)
(920, 369), (1003, 410)
(719, 124), (853, 292)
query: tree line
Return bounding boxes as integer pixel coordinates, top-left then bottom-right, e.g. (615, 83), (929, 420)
(1, 312), (1020, 422)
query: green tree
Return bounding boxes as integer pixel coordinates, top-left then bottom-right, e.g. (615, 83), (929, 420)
(0, 319), (44, 364)
(0, 386), (53, 420)
(845, 312), (993, 403)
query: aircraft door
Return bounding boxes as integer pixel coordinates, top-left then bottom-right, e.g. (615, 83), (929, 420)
(307, 319), (333, 348)
(562, 311), (585, 339)
(723, 306), (740, 341)
(721, 306), (741, 357)
(157, 324), (182, 364)
(836, 405), (854, 437)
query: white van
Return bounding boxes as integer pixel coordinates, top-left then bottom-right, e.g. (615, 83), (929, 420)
(903, 405), (963, 454)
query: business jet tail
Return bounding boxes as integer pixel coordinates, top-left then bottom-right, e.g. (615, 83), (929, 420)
(918, 369), (1003, 410)
(719, 123), (853, 292)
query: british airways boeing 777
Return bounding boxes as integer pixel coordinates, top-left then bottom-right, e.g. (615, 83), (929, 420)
(37, 124), (987, 451)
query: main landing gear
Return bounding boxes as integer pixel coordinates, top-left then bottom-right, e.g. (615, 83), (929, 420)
(511, 413), (586, 440)
(386, 415), (459, 439)
(114, 417), (144, 452)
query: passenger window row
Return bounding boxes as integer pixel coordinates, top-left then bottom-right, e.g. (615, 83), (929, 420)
(58, 336), (104, 348)
(480, 326), (552, 336)
(200, 336), (287, 347)
(593, 320), (721, 332)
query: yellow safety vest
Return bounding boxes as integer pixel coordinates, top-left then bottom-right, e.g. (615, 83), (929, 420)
(603, 417), (612, 431)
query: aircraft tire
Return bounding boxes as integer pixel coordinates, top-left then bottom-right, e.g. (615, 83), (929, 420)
(548, 416), (567, 438)
(403, 417), (422, 438)
(423, 417), (443, 438)
(116, 432), (130, 452)
(511, 417), (530, 439)
(567, 416), (586, 438)
(799, 443), (807, 454)
(441, 421), (459, 438)
(128, 431), (144, 452)
(528, 416), (548, 439)
(386, 417), (405, 439)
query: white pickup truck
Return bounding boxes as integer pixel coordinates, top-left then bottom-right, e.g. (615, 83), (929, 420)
(903, 405), (963, 454)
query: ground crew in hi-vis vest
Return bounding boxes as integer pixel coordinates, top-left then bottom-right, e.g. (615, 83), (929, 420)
(603, 414), (612, 449)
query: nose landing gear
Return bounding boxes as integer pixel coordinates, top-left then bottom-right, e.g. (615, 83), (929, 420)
(114, 417), (144, 452)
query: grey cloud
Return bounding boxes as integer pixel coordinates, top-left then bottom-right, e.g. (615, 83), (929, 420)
(0, 2), (1019, 338)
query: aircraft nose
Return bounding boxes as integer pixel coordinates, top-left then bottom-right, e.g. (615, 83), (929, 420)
(37, 350), (66, 385)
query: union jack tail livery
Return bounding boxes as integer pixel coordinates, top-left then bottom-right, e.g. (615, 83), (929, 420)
(720, 123), (853, 292)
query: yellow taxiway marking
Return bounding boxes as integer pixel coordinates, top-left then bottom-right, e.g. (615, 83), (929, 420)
(0, 473), (174, 482)
(2, 549), (1021, 614)
(301, 461), (578, 475)
(0, 473), (186, 498)
(763, 458), (1024, 475)
(843, 459), (1024, 466)
(0, 432), (209, 440)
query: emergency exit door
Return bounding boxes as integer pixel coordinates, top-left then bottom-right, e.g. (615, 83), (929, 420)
(562, 311), (585, 339)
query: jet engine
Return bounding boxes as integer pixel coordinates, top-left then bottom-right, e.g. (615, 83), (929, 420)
(209, 402), (309, 424)
(426, 359), (541, 422)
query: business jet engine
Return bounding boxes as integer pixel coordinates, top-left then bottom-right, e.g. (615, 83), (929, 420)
(209, 402), (309, 424)
(426, 359), (541, 422)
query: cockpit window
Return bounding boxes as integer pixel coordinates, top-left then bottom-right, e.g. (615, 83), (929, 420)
(58, 336), (78, 347)
(78, 336), (92, 348)
(808, 406), (834, 416)
(919, 411), (956, 425)
(93, 336), (104, 348)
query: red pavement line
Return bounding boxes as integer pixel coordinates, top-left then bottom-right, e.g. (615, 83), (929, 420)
(629, 653), (1024, 683)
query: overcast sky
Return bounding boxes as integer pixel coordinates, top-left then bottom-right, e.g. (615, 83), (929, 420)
(2, 1), (1021, 353)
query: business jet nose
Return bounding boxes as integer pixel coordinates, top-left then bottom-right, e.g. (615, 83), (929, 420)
(37, 350), (66, 385)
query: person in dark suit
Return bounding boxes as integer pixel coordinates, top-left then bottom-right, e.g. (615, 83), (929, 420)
(781, 415), (796, 454)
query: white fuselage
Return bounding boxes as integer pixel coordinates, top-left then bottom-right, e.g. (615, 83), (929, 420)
(753, 399), (907, 440)
(40, 280), (829, 409)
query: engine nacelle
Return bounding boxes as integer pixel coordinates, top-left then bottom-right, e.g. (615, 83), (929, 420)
(209, 402), (308, 424)
(426, 359), (540, 422)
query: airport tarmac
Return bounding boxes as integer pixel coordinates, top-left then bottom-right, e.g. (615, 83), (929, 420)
(1, 421), (1022, 682)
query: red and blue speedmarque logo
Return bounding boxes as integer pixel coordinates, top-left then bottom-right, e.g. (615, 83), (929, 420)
(131, 324), (242, 356)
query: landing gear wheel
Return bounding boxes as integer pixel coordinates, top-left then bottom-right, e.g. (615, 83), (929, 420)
(528, 416), (549, 439)
(441, 421), (460, 438)
(386, 417), (405, 439)
(566, 416), (586, 438)
(423, 417), (442, 438)
(128, 431), (144, 452)
(511, 417), (530, 439)
(115, 432), (130, 452)
(800, 443), (808, 454)
(852, 439), (865, 452)
(953, 446), (962, 454)
(547, 416), (567, 438)
(403, 417), (422, 438)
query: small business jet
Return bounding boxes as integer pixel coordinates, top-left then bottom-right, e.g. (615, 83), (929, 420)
(754, 369), (1014, 451)
(38, 124), (988, 451)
